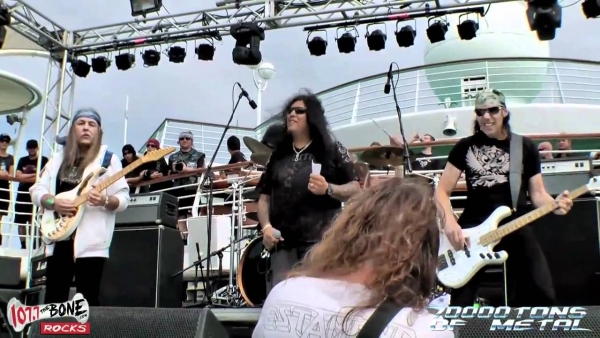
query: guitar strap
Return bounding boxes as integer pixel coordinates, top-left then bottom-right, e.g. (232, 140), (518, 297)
(509, 133), (523, 211)
(356, 299), (404, 338)
(101, 151), (113, 169)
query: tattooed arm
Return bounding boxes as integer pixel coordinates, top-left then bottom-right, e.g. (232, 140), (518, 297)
(330, 181), (360, 202)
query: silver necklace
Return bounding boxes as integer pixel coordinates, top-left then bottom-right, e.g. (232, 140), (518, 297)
(293, 141), (312, 161)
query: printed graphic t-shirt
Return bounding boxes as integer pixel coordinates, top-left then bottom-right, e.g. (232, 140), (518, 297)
(447, 132), (540, 227)
(411, 152), (444, 171)
(0, 154), (14, 191)
(252, 276), (454, 338)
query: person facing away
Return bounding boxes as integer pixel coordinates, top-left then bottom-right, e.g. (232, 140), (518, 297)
(29, 109), (130, 306)
(257, 91), (360, 293)
(168, 131), (206, 243)
(0, 133), (14, 244)
(253, 178), (452, 338)
(435, 89), (572, 307)
(15, 139), (48, 249)
(227, 135), (247, 164)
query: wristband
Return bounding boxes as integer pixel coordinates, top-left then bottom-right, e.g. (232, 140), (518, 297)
(103, 196), (110, 208)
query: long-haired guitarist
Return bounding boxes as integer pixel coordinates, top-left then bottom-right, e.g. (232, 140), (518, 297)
(435, 89), (573, 307)
(257, 91), (360, 293)
(29, 109), (130, 306)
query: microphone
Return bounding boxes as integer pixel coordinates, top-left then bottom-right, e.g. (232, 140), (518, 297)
(261, 229), (281, 258)
(195, 242), (201, 260)
(237, 83), (258, 110)
(383, 63), (392, 94)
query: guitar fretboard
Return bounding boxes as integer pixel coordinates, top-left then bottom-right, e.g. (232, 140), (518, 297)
(73, 157), (145, 207)
(479, 184), (590, 246)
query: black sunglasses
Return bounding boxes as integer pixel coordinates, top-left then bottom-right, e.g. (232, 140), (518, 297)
(474, 106), (501, 117)
(289, 107), (307, 114)
(179, 137), (191, 141)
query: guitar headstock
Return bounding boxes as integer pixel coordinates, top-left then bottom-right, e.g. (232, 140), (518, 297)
(141, 147), (176, 163)
(586, 176), (600, 192)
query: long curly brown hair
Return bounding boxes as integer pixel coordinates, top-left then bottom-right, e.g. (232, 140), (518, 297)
(289, 178), (441, 323)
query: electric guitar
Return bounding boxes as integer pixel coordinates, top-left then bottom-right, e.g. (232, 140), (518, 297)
(40, 147), (175, 242)
(437, 176), (600, 289)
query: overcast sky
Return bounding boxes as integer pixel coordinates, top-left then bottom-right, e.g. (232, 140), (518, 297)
(1, 0), (597, 158)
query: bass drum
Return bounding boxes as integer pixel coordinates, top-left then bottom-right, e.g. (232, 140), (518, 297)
(237, 236), (269, 307)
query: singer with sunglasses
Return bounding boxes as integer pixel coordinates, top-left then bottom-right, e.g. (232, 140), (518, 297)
(435, 89), (572, 307)
(168, 131), (206, 243)
(257, 91), (360, 294)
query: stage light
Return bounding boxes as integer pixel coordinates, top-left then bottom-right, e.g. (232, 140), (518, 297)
(130, 0), (162, 17)
(195, 42), (215, 61)
(0, 6), (11, 27)
(142, 49), (161, 67)
(230, 22), (265, 66)
(167, 46), (186, 63)
(395, 24), (416, 48)
(0, 26), (6, 49)
(582, 0), (600, 18)
(526, 0), (562, 41)
(336, 28), (358, 54)
(457, 14), (479, 40)
(426, 19), (449, 43)
(306, 30), (327, 56)
(365, 24), (386, 51)
(91, 56), (111, 73)
(115, 53), (135, 71)
(71, 59), (91, 78)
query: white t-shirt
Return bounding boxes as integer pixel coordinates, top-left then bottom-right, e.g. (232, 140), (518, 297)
(252, 276), (454, 338)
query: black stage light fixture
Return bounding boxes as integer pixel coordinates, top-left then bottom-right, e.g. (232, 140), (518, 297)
(168, 46), (187, 63)
(130, 0), (162, 17)
(91, 56), (111, 73)
(115, 53), (135, 71)
(395, 22), (416, 48)
(426, 19), (449, 43)
(306, 30), (328, 56)
(0, 26), (6, 49)
(526, 0), (562, 41)
(365, 24), (387, 51)
(195, 41), (215, 61)
(142, 49), (161, 67)
(71, 59), (91, 78)
(336, 28), (358, 54)
(457, 14), (479, 40)
(0, 6), (11, 27)
(581, 0), (600, 18)
(230, 22), (265, 66)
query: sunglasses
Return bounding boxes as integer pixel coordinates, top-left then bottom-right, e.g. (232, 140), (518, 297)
(289, 107), (307, 114)
(179, 137), (191, 141)
(475, 106), (501, 117)
(0, 140), (9, 143)
(147, 144), (157, 148)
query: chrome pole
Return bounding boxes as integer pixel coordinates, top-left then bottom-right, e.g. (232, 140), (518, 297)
(228, 181), (237, 287)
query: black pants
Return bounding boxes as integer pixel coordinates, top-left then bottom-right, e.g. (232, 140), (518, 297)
(44, 240), (106, 306)
(450, 226), (555, 307)
(14, 192), (33, 249)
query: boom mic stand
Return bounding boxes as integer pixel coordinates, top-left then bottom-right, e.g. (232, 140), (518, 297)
(388, 62), (413, 177)
(197, 82), (255, 303)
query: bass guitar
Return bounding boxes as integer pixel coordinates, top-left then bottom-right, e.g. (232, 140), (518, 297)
(40, 147), (175, 242)
(437, 176), (600, 289)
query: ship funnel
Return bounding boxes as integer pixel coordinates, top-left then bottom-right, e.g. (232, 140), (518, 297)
(443, 115), (457, 137)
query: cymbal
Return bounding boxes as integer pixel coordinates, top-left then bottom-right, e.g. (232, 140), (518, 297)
(250, 153), (271, 166)
(243, 136), (272, 166)
(361, 146), (407, 167)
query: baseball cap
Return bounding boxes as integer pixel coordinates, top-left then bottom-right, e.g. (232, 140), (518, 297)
(0, 134), (11, 142)
(474, 89), (506, 109)
(26, 139), (38, 149)
(147, 138), (160, 148)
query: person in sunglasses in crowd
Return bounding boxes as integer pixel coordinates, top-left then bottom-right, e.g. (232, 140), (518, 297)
(168, 131), (205, 243)
(256, 90), (360, 295)
(435, 89), (572, 307)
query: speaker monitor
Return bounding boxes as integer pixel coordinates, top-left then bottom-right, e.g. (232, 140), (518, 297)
(28, 307), (228, 338)
(99, 226), (184, 307)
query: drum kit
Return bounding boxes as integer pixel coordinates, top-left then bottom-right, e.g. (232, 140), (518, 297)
(199, 137), (449, 308)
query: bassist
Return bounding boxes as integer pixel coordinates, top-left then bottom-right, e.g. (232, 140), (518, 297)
(435, 90), (572, 307)
(30, 109), (130, 306)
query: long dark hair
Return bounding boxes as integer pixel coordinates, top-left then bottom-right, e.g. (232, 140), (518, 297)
(472, 108), (512, 135)
(270, 90), (334, 164)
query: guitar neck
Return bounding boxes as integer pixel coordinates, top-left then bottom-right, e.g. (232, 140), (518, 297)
(480, 184), (589, 245)
(73, 158), (143, 206)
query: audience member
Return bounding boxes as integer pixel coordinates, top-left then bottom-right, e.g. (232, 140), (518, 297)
(0, 133), (14, 244)
(121, 144), (143, 192)
(139, 139), (170, 192)
(227, 136), (247, 164)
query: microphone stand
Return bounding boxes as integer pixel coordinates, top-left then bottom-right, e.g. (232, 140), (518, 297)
(196, 83), (247, 302)
(389, 62), (413, 177)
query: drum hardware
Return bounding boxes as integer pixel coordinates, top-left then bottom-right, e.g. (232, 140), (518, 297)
(361, 146), (411, 168)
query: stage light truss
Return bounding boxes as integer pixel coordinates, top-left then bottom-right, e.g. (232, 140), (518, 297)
(6, 0), (518, 57)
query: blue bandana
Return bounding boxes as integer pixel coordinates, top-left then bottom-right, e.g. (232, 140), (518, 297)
(73, 108), (101, 127)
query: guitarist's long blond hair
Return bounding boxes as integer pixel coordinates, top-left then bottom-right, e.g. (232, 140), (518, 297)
(58, 123), (104, 180)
